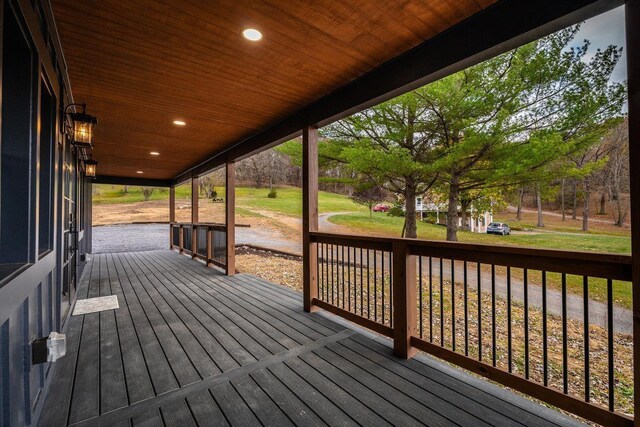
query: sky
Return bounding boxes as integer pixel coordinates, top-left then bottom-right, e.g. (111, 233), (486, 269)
(573, 5), (627, 84)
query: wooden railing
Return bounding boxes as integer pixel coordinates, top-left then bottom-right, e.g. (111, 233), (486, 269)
(309, 231), (634, 426)
(170, 223), (227, 268)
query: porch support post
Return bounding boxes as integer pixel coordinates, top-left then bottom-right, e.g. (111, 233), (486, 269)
(302, 126), (319, 313)
(392, 241), (417, 359)
(625, 2), (640, 424)
(225, 161), (236, 275)
(169, 186), (175, 249)
(191, 177), (199, 257)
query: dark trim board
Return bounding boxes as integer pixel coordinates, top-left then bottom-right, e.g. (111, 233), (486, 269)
(173, 0), (623, 184)
(94, 175), (172, 187)
(39, 250), (583, 427)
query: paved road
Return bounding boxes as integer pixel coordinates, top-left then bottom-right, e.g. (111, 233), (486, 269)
(92, 222), (631, 334)
(92, 223), (167, 253)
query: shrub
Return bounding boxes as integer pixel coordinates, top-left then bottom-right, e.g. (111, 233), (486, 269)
(267, 188), (278, 198)
(422, 212), (438, 224)
(387, 201), (405, 217)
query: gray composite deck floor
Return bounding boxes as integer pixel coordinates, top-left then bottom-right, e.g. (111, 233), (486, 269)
(38, 250), (582, 427)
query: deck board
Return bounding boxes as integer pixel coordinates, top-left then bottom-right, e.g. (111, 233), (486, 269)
(39, 250), (583, 427)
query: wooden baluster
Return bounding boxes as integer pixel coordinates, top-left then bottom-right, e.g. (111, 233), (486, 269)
(179, 224), (184, 253)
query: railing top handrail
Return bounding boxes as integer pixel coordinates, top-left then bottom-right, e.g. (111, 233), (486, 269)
(171, 222), (226, 227)
(171, 222), (227, 232)
(309, 231), (632, 280)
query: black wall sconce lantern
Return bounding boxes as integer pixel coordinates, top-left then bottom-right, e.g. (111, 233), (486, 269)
(65, 103), (98, 148)
(84, 157), (98, 179)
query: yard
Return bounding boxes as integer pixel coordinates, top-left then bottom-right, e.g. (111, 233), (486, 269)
(93, 185), (632, 308)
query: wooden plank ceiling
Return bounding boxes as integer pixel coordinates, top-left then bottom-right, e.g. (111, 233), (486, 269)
(52, 0), (496, 180)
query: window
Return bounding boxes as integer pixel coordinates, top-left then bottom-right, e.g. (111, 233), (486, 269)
(0, 0), (37, 280)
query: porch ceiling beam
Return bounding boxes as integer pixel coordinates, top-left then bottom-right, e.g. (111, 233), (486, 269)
(172, 0), (622, 185)
(94, 175), (172, 187)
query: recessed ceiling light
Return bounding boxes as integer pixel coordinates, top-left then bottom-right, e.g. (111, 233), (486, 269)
(173, 120), (186, 126)
(242, 28), (262, 41)
(136, 170), (143, 174)
(150, 151), (160, 156)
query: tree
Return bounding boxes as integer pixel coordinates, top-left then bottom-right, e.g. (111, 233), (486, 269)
(566, 139), (614, 231)
(536, 184), (545, 227)
(516, 187), (526, 221)
(321, 92), (442, 238)
(279, 27), (625, 241)
(594, 119), (629, 226)
(237, 148), (290, 189)
(560, 179), (566, 221)
(351, 185), (386, 218)
(141, 187), (155, 201)
(199, 175), (216, 200)
(199, 169), (225, 200)
(411, 26), (625, 240)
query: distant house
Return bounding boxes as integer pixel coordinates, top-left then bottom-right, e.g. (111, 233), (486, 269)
(415, 197), (493, 233)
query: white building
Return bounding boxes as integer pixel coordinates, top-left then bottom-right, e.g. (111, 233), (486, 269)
(415, 197), (493, 233)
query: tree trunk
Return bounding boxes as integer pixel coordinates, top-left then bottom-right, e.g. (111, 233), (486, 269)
(460, 199), (471, 232)
(516, 187), (524, 221)
(613, 185), (626, 226)
(403, 183), (418, 238)
(561, 179), (566, 221)
(582, 180), (590, 232)
(598, 193), (606, 215)
(572, 180), (577, 220)
(536, 185), (544, 227)
(446, 174), (460, 241)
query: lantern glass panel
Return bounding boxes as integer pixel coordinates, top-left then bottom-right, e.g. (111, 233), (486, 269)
(73, 121), (93, 146)
(85, 163), (96, 178)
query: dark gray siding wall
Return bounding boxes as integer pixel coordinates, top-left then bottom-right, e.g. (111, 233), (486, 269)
(0, 1), (90, 426)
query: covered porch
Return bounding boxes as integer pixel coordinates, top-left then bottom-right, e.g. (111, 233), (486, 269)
(40, 250), (579, 426)
(33, 0), (639, 426)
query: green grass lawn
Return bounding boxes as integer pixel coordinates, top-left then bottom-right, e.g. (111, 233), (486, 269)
(329, 212), (631, 254)
(93, 185), (185, 204)
(93, 184), (368, 215)
(235, 186), (368, 216)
